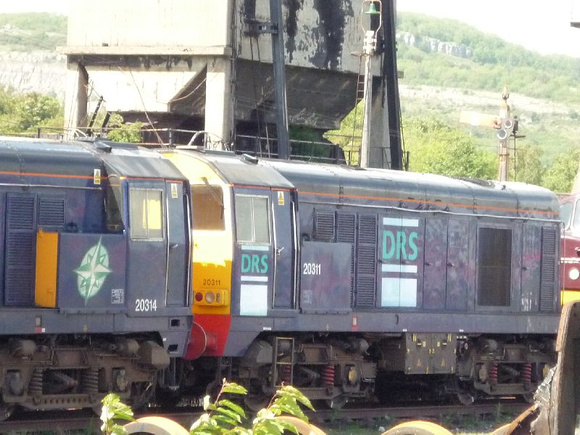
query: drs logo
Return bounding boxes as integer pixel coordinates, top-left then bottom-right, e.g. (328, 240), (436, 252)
(241, 253), (269, 274)
(382, 230), (418, 261)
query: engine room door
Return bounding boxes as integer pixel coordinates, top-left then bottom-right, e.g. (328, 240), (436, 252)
(165, 181), (189, 306)
(272, 189), (295, 309)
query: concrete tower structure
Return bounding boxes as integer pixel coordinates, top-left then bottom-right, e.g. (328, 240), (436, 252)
(63, 0), (401, 168)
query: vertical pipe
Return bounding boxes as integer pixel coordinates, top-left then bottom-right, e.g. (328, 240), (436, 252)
(269, 0), (290, 159)
(360, 53), (373, 168)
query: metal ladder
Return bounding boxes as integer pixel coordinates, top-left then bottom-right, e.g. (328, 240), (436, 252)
(273, 337), (295, 387)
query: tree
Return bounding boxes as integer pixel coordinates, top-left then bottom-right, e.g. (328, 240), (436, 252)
(511, 144), (544, 185)
(14, 92), (60, 131)
(404, 117), (497, 179)
(542, 148), (580, 193)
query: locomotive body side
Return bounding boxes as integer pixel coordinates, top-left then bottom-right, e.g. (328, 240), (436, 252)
(0, 138), (192, 414)
(170, 149), (560, 407)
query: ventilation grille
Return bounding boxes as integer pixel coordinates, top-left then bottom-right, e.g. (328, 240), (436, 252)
(5, 194), (36, 306)
(8, 196), (34, 230)
(358, 245), (376, 275)
(540, 227), (557, 312)
(355, 214), (378, 308)
(314, 210), (335, 242)
(337, 213), (355, 243)
(358, 215), (377, 244)
(6, 233), (34, 268)
(356, 276), (376, 307)
(542, 228), (556, 256)
(39, 198), (65, 228)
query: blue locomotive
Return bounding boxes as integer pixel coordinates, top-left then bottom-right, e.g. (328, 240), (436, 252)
(0, 137), (191, 417)
(164, 148), (561, 408)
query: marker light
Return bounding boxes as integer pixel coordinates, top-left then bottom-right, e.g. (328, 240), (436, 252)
(205, 292), (216, 304)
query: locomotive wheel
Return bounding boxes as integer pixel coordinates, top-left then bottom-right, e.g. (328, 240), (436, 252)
(131, 380), (156, 410)
(522, 393), (534, 404)
(382, 420), (453, 435)
(326, 395), (348, 410)
(0, 401), (14, 422)
(244, 391), (270, 412)
(456, 391), (475, 406)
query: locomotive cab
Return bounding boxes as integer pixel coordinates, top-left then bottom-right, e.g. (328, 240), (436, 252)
(559, 194), (580, 304)
(0, 138), (192, 415)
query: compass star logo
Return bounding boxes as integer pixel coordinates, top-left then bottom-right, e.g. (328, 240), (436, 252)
(74, 237), (112, 305)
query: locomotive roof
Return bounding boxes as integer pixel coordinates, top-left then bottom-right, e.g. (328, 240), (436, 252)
(262, 159), (559, 219)
(165, 149), (559, 219)
(0, 137), (185, 181)
(173, 149), (294, 188)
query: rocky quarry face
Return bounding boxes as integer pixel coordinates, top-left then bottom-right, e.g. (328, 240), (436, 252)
(0, 51), (67, 101)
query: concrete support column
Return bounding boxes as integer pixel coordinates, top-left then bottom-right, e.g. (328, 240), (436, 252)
(204, 57), (233, 149)
(63, 63), (88, 139)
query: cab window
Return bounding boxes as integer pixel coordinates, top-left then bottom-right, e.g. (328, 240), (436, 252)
(106, 175), (124, 232)
(192, 184), (225, 230)
(573, 198), (580, 229)
(130, 189), (163, 240)
(235, 195), (269, 244)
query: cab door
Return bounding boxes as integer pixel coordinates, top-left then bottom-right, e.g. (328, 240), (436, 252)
(165, 181), (189, 307)
(233, 190), (272, 317)
(126, 181), (167, 315)
(271, 189), (295, 309)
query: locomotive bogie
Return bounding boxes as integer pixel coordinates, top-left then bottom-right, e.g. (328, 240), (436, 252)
(455, 336), (555, 400)
(0, 335), (167, 412)
(236, 334), (376, 406)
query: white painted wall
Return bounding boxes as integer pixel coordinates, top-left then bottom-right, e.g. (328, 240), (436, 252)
(67, 0), (231, 48)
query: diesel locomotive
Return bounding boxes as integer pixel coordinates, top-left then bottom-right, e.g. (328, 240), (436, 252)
(164, 147), (562, 408)
(0, 136), (563, 417)
(0, 137), (191, 418)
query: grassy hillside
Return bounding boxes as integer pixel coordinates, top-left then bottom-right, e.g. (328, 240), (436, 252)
(396, 12), (580, 164)
(0, 13), (66, 51)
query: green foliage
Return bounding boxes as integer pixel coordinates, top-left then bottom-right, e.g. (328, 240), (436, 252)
(397, 12), (580, 104)
(100, 393), (135, 435)
(190, 380), (315, 434)
(542, 148), (580, 193)
(402, 117), (497, 179)
(106, 114), (144, 143)
(15, 92), (60, 131)
(0, 13), (66, 51)
(511, 144), (544, 185)
(0, 86), (63, 135)
(326, 101), (363, 165)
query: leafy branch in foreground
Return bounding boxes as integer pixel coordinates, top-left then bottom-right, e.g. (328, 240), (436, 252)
(99, 381), (317, 434)
(190, 380), (315, 434)
(100, 393), (135, 435)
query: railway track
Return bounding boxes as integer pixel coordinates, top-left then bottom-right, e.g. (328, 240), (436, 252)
(0, 400), (529, 433)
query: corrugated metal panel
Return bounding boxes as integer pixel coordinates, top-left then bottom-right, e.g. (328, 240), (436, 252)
(337, 213), (356, 305)
(38, 197), (65, 228)
(314, 210), (335, 242)
(337, 213), (355, 243)
(540, 227), (557, 312)
(356, 214), (377, 307)
(5, 194), (36, 306)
